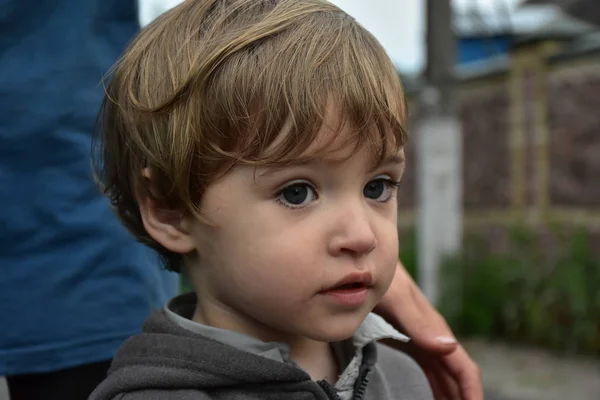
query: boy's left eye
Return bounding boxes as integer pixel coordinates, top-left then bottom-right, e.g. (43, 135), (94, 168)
(363, 179), (398, 202)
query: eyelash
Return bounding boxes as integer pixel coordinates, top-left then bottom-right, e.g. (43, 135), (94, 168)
(374, 178), (402, 202)
(274, 178), (401, 210)
(274, 181), (317, 210)
(382, 178), (402, 189)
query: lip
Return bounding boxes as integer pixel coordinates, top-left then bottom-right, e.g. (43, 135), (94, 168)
(318, 272), (373, 307)
(322, 272), (373, 292)
(319, 286), (369, 306)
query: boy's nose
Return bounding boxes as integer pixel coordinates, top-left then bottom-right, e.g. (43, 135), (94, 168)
(327, 203), (377, 258)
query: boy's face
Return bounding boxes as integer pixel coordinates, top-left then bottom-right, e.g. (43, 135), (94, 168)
(190, 121), (403, 343)
(155, 116), (404, 343)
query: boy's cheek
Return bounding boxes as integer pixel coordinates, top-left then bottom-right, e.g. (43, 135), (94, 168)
(377, 233), (400, 284)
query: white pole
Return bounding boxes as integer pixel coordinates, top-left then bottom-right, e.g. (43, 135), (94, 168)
(417, 90), (463, 305)
(416, 0), (463, 305)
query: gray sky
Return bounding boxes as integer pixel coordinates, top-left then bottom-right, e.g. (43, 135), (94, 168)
(330, 0), (523, 73)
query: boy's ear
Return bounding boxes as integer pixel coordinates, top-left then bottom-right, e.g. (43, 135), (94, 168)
(136, 168), (196, 254)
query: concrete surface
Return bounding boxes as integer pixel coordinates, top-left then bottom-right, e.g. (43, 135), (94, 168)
(464, 339), (600, 400)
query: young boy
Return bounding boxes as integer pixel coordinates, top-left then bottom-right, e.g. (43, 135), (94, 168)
(90, 0), (434, 399)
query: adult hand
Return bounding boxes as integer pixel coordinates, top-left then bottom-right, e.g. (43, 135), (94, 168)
(374, 261), (483, 400)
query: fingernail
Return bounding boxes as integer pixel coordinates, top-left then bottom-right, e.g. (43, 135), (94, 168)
(435, 336), (457, 344)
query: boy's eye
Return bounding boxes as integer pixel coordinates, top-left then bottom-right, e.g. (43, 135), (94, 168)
(364, 179), (398, 202)
(278, 183), (316, 208)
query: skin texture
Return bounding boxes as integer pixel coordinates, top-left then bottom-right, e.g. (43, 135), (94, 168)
(376, 262), (483, 400)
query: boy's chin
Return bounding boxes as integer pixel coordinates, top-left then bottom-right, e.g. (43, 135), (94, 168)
(306, 313), (371, 342)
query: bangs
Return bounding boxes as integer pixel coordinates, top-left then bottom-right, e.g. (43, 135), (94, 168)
(195, 3), (408, 169)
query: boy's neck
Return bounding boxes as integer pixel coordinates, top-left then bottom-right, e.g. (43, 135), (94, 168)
(192, 300), (340, 383)
(288, 339), (340, 384)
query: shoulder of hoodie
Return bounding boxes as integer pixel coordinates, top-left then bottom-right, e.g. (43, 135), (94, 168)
(367, 343), (435, 400)
(111, 390), (212, 400)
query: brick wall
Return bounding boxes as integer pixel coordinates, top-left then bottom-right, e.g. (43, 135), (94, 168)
(548, 73), (600, 206)
(398, 60), (600, 222)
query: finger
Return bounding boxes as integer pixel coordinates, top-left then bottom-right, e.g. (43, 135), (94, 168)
(397, 270), (458, 354)
(434, 366), (462, 400)
(407, 329), (458, 356)
(376, 263), (458, 355)
(424, 369), (446, 400)
(442, 346), (483, 400)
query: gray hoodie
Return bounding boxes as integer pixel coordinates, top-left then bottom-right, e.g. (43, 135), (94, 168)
(90, 295), (434, 400)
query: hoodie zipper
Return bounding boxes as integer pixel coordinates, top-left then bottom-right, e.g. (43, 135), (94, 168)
(317, 367), (372, 400)
(317, 380), (342, 400)
(353, 368), (372, 400)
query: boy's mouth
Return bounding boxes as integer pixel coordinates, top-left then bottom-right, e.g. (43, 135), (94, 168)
(318, 272), (372, 307)
(332, 282), (367, 290)
(319, 271), (373, 293)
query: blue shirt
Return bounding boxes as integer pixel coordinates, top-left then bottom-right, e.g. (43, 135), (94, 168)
(0, 0), (178, 375)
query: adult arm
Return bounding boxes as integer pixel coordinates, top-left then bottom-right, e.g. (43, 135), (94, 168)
(375, 261), (483, 400)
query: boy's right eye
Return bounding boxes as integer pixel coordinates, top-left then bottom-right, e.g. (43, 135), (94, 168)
(277, 182), (316, 209)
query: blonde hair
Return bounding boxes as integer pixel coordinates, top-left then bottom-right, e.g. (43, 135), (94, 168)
(94, 0), (408, 272)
